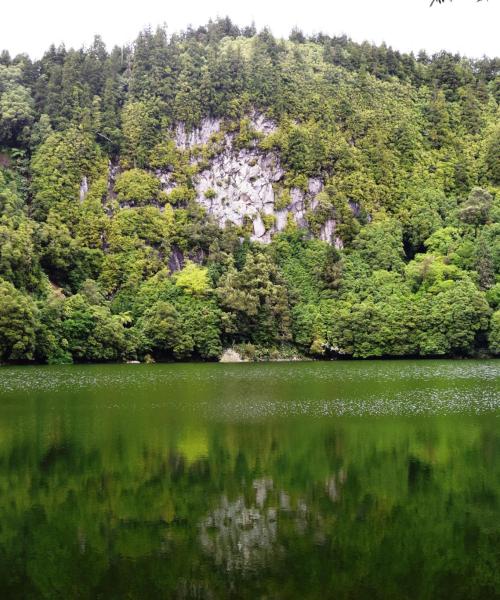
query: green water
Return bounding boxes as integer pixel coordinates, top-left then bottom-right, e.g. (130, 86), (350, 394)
(0, 360), (498, 599)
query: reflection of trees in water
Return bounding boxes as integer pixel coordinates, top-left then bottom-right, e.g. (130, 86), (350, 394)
(0, 416), (499, 597)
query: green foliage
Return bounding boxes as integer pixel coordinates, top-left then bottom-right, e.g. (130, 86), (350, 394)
(415, 279), (490, 355)
(0, 22), (498, 362)
(149, 140), (183, 170)
(0, 278), (38, 361)
(174, 261), (210, 295)
(204, 188), (217, 199)
(136, 297), (221, 360)
(352, 218), (405, 273)
(31, 127), (105, 218)
(60, 293), (130, 362)
(121, 98), (163, 169)
(261, 213), (276, 231)
(274, 187), (291, 211)
(166, 186), (196, 205)
(216, 251), (291, 345)
(488, 310), (500, 355)
(458, 187), (492, 228)
(0, 64), (34, 145)
(114, 169), (161, 205)
(483, 125), (500, 185)
(132, 270), (221, 359)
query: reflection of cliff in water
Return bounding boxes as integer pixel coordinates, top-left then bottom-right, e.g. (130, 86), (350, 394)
(199, 472), (346, 572)
(200, 495), (279, 572)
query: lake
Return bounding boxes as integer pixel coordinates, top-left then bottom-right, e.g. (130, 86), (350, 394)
(0, 360), (498, 599)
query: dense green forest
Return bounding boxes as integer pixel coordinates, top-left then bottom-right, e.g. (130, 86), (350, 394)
(0, 18), (499, 363)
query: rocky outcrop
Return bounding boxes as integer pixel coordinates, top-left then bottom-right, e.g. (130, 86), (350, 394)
(79, 176), (88, 202)
(249, 112), (278, 135)
(192, 139), (331, 243)
(219, 348), (246, 363)
(167, 116), (345, 245)
(194, 148), (283, 242)
(173, 112), (277, 150)
(320, 219), (344, 248)
(174, 117), (221, 149)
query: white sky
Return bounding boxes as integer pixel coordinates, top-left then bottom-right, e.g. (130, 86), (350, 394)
(2, 0), (499, 59)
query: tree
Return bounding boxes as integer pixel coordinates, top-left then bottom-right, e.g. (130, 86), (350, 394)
(174, 261), (210, 296)
(483, 125), (500, 185)
(352, 219), (405, 273)
(136, 296), (221, 360)
(431, 0), (485, 5)
(0, 64), (34, 145)
(0, 278), (38, 362)
(216, 252), (291, 345)
(488, 311), (500, 355)
(114, 169), (161, 205)
(31, 127), (105, 219)
(459, 188), (492, 229)
(121, 98), (162, 168)
(415, 279), (490, 355)
(61, 294), (129, 361)
(0, 21), (498, 361)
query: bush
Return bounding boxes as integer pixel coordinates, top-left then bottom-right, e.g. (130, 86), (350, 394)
(114, 169), (161, 205)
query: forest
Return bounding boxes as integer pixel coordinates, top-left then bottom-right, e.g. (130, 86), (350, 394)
(0, 18), (499, 363)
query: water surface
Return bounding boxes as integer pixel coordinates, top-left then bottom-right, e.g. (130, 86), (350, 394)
(0, 360), (498, 599)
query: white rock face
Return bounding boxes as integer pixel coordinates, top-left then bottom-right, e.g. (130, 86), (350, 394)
(194, 147), (285, 242)
(168, 117), (343, 245)
(156, 171), (177, 193)
(250, 111), (278, 135)
(174, 117), (221, 149)
(174, 114), (277, 150)
(79, 176), (88, 202)
(319, 218), (336, 243)
(219, 348), (245, 363)
(192, 144), (331, 243)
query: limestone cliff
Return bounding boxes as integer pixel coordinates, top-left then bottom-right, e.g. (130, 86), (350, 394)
(165, 115), (343, 246)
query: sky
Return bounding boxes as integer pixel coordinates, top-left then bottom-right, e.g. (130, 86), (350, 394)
(1, 0), (499, 59)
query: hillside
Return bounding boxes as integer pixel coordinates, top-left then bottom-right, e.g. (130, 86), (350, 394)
(0, 19), (499, 362)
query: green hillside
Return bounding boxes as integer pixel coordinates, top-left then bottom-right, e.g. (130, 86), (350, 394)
(0, 19), (499, 362)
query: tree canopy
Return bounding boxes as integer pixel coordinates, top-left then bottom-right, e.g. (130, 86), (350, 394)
(0, 20), (498, 362)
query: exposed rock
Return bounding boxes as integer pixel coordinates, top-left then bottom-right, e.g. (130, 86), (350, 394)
(192, 145), (327, 243)
(252, 213), (266, 240)
(174, 118), (221, 149)
(79, 176), (88, 202)
(159, 118), (349, 246)
(348, 199), (361, 217)
(275, 209), (288, 231)
(168, 246), (184, 273)
(107, 162), (120, 200)
(319, 218), (336, 243)
(156, 170), (177, 193)
(308, 177), (323, 196)
(250, 111), (278, 135)
(219, 348), (245, 363)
